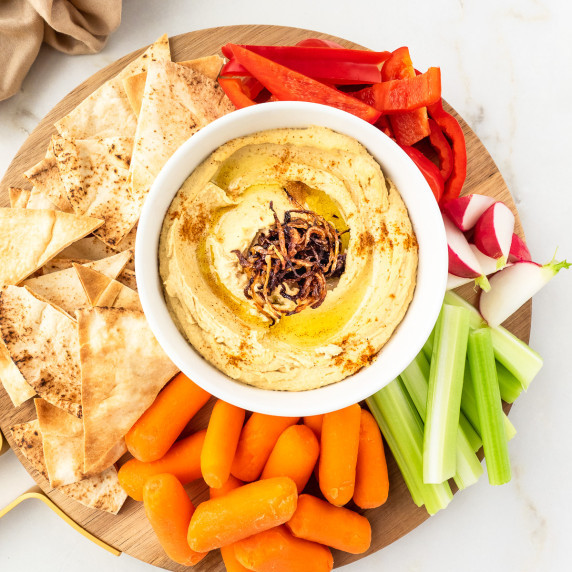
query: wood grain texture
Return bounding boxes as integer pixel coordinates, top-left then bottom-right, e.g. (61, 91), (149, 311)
(0, 25), (531, 571)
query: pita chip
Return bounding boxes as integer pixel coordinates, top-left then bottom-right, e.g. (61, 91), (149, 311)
(0, 337), (35, 406)
(9, 188), (31, 208)
(123, 54), (223, 117)
(0, 286), (82, 417)
(130, 60), (235, 203)
(117, 268), (137, 291)
(59, 236), (119, 261)
(23, 251), (132, 315)
(0, 208), (103, 288)
(10, 419), (127, 514)
(74, 265), (141, 310)
(79, 307), (178, 472)
(23, 145), (73, 212)
(54, 34), (171, 139)
(53, 136), (140, 247)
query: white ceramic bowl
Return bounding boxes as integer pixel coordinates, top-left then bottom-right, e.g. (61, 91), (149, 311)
(136, 101), (447, 416)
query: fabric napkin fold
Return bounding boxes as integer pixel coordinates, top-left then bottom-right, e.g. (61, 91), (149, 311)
(0, 0), (122, 101)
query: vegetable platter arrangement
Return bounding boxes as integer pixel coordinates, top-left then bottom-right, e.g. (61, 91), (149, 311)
(0, 26), (567, 572)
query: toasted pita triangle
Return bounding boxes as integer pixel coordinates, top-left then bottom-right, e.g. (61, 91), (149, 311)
(10, 419), (127, 514)
(53, 136), (139, 247)
(74, 265), (141, 310)
(79, 307), (178, 472)
(123, 55), (223, 117)
(23, 251), (132, 316)
(0, 286), (82, 416)
(23, 144), (73, 212)
(130, 60), (235, 203)
(9, 188), (31, 208)
(0, 208), (103, 288)
(54, 34), (171, 139)
(0, 337), (35, 406)
(59, 236), (119, 261)
(26, 188), (60, 210)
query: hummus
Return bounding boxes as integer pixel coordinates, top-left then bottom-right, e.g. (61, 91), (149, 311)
(159, 126), (418, 391)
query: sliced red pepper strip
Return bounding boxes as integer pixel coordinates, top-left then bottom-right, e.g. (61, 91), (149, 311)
(428, 118), (453, 180)
(374, 114), (394, 138)
(353, 67), (441, 113)
(226, 44), (382, 124)
(427, 99), (467, 203)
(382, 47), (430, 146)
(400, 144), (444, 202)
(217, 77), (257, 109)
(295, 38), (346, 49)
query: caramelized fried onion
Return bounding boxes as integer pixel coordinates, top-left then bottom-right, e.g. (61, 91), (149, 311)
(233, 200), (347, 323)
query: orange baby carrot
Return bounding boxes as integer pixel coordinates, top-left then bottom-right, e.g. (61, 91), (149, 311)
(286, 494), (371, 554)
(221, 545), (251, 572)
(187, 477), (298, 552)
(303, 414), (323, 440)
(126, 372), (210, 462)
(209, 474), (243, 499)
(201, 400), (245, 488)
(319, 404), (361, 506)
(143, 473), (207, 566)
(119, 429), (206, 501)
(261, 425), (319, 493)
(234, 525), (333, 572)
(231, 414), (300, 482)
(353, 408), (389, 509)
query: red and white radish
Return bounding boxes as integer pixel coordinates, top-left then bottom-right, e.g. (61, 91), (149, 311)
(473, 202), (515, 266)
(446, 273), (473, 290)
(508, 233), (532, 263)
(443, 214), (490, 290)
(446, 245), (503, 290)
(480, 258), (570, 327)
(441, 194), (496, 231)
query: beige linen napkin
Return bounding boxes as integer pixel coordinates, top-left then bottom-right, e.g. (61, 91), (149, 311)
(0, 0), (122, 101)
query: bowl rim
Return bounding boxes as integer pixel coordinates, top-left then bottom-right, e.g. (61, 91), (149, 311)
(136, 101), (447, 416)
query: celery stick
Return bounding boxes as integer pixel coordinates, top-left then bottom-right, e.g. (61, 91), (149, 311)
(367, 380), (452, 515)
(468, 328), (512, 485)
(444, 290), (543, 389)
(400, 353), (482, 489)
(423, 306), (470, 483)
(459, 413), (482, 453)
(422, 328), (435, 361)
(497, 361), (524, 403)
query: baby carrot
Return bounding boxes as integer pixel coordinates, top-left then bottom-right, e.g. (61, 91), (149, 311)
(201, 400), (245, 488)
(231, 414), (300, 482)
(319, 404), (361, 506)
(303, 414), (324, 440)
(119, 429), (205, 501)
(221, 545), (251, 572)
(126, 372), (210, 462)
(261, 425), (319, 493)
(286, 494), (371, 554)
(143, 473), (207, 566)
(234, 525), (333, 572)
(353, 408), (389, 509)
(209, 474), (243, 499)
(187, 477), (298, 552)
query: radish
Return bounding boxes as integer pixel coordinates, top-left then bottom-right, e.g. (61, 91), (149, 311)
(443, 214), (490, 290)
(480, 258), (570, 327)
(446, 245), (503, 290)
(446, 274), (472, 289)
(508, 233), (532, 263)
(473, 202), (515, 267)
(441, 194), (496, 231)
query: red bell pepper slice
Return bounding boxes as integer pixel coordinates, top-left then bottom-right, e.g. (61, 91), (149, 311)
(400, 144), (444, 202)
(295, 38), (346, 49)
(218, 77), (257, 109)
(353, 67), (441, 113)
(382, 47), (430, 145)
(428, 118), (453, 180)
(226, 44), (382, 124)
(427, 99), (467, 203)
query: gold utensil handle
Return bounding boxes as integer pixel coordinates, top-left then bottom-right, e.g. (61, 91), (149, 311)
(0, 428), (120, 557)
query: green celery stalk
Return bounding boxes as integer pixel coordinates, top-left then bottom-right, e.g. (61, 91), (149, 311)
(497, 361), (524, 403)
(423, 306), (470, 484)
(444, 291), (543, 390)
(400, 352), (482, 489)
(422, 328), (435, 361)
(367, 380), (453, 515)
(468, 328), (512, 485)
(459, 412), (482, 453)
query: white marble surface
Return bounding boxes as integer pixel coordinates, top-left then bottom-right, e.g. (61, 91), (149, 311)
(1, 0), (571, 570)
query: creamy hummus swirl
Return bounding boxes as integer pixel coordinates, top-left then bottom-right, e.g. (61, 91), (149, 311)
(159, 126), (418, 390)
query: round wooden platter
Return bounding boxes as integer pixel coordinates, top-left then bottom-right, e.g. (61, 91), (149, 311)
(0, 25), (531, 572)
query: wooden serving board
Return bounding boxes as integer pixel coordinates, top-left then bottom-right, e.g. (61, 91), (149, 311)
(0, 25), (531, 571)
